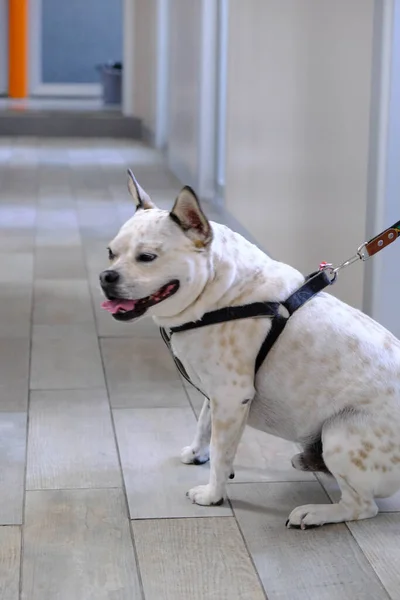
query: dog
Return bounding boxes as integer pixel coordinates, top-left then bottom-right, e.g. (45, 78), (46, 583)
(100, 170), (400, 529)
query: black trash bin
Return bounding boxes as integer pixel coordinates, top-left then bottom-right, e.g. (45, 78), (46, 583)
(97, 62), (122, 105)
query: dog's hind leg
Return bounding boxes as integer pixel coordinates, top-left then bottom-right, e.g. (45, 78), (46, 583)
(287, 411), (382, 529)
(181, 398), (211, 465)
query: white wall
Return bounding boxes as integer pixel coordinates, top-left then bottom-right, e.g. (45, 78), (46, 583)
(167, 0), (202, 188)
(125, 0), (168, 147)
(127, 0), (218, 193)
(166, 0), (217, 199)
(0, 0), (7, 95)
(132, 0), (158, 141)
(225, 0), (375, 309)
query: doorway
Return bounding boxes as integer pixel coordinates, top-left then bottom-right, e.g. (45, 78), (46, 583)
(29, 0), (122, 97)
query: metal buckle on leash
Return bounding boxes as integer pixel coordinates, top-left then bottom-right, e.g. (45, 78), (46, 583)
(334, 242), (369, 273)
(319, 243), (368, 282)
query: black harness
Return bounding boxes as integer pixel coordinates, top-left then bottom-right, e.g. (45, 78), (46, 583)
(160, 269), (334, 398)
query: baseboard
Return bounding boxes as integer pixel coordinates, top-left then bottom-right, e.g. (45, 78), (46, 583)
(31, 84), (102, 98)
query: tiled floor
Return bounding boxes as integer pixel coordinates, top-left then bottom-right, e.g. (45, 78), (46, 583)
(0, 137), (399, 600)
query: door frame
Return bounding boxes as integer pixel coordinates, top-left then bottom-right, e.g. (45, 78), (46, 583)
(196, 0), (218, 200)
(28, 0), (101, 97)
(154, 0), (169, 149)
(364, 0), (400, 336)
(0, 0), (7, 95)
(214, 0), (229, 205)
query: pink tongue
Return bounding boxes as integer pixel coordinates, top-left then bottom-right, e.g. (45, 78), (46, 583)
(101, 299), (137, 314)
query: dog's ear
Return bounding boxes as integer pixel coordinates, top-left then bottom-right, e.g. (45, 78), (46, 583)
(170, 186), (212, 247)
(127, 169), (155, 210)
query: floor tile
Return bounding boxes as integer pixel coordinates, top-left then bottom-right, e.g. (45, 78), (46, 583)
(0, 228), (34, 253)
(27, 389), (121, 490)
(35, 206), (78, 231)
(101, 338), (188, 408)
(76, 203), (120, 241)
(33, 279), (94, 326)
(0, 338), (30, 411)
(0, 202), (37, 229)
(0, 526), (21, 600)
(229, 482), (387, 600)
(0, 252), (34, 284)
(83, 245), (110, 279)
(30, 324), (105, 390)
(133, 517), (265, 600)
(34, 247), (86, 279)
(348, 513), (400, 599)
(22, 489), (142, 600)
(0, 413), (27, 524)
(113, 408), (232, 518)
(0, 283), (32, 338)
(35, 229), (81, 248)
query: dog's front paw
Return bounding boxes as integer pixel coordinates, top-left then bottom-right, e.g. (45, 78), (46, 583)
(186, 484), (224, 506)
(180, 445), (210, 465)
(286, 503), (348, 529)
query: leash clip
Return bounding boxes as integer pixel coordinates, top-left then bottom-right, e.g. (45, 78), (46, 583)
(319, 243), (368, 282)
(332, 243), (368, 276)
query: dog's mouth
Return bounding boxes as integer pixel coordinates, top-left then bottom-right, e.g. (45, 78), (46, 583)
(101, 280), (180, 321)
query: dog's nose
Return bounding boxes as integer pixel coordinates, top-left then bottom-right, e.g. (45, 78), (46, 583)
(100, 270), (120, 285)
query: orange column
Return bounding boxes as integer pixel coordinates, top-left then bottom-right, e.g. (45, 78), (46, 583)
(8, 0), (28, 98)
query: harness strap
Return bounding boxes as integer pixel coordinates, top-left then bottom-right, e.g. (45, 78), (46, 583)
(160, 269), (334, 395)
(283, 269), (333, 315)
(254, 315), (287, 373)
(169, 301), (280, 334)
(254, 269), (332, 373)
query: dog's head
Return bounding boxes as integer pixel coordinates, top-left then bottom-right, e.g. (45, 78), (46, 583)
(100, 169), (213, 322)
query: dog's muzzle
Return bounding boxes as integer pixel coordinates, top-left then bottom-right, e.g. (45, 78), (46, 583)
(100, 277), (181, 321)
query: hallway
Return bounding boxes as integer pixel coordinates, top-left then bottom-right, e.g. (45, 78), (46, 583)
(0, 137), (399, 600)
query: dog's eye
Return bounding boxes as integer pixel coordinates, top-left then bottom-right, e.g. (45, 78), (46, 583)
(137, 253), (157, 263)
(107, 248), (116, 261)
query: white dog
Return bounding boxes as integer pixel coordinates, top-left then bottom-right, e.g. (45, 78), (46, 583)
(100, 171), (400, 529)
